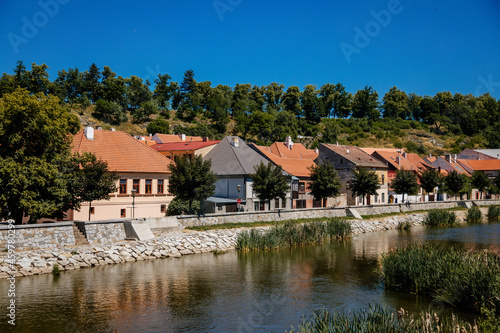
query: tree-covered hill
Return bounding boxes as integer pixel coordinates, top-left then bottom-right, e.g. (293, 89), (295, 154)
(1, 61), (498, 155)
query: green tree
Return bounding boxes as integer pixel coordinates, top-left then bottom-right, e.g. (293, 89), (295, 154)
(272, 111), (298, 141)
(301, 84), (324, 123)
(350, 167), (380, 205)
(147, 119), (170, 135)
(94, 99), (127, 124)
(419, 168), (441, 195)
(445, 171), (468, 200)
(264, 82), (284, 113)
(153, 73), (174, 109)
(250, 162), (290, 210)
(308, 162), (341, 207)
(382, 86), (410, 119)
(68, 152), (118, 221)
(0, 89), (77, 224)
(166, 197), (200, 216)
(132, 100), (158, 123)
(83, 63), (102, 103)
(322, 119), (339, 143)
(126, 75), (152, 109)
(168, 155), (216, 214)
(390, 169), (419, 203)
(332, 83), (352, 118)
(282, 85), (302, 118)
(27, 63), (50, 94)
(471, 170), (491, 199)
(352, 86), (380, 119)
(492, 171), (500, 196)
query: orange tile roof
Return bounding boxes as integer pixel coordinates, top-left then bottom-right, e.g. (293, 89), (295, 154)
(152, 140), (220, 152)
(268, 142), (318, 160)
(406, 153), (433, 171)
(72, 129), (173, 173)
(360, 148), (404, 155)
(372, 151), (416, 171)
(253, 145), (316, 178)
(154, 133), (204, 143)
(458, 159), (500, 172)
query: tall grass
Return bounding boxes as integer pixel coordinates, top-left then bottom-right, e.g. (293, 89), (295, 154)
(423, 209), (457, 226)
(487, 205), (500, 220)
(236, 218), (351, 251)
(381, 244), (500, 315)
(397, 221), (412, 230)
(289, 303), (480, 333)
(466, 206), (483, 223)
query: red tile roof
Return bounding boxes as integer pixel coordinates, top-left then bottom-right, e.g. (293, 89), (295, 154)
(268, 142), (318, 160)
(152, 140), (220, 152)
(252, 144), (316, 178)
(72, 129), (173, 173)
(153, 133), (204, 143)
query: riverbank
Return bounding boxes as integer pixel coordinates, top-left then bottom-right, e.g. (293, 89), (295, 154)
(0, 211), (469, 279)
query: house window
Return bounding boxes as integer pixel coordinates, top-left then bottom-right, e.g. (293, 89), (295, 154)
(119, 179), (127, 194)
(282, 199), (286, 208)
(275, 199), (280, 209)
(382, 175), (385, 185)
(382, 193), (385, 203)
(90, 207), (95, 215)
(157, 179), (164, 194)
(120, 209), (126, 218)
(218, 205), (223, 211)
(161, 204), (166, 213)
(292, 181), (298, 192)
(254, 202), (259, 211)
(133, 179), (140, 193)
(375, 195), (379, 203)
(145, 179), (152, 194)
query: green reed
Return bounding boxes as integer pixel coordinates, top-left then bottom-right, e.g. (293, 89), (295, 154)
(423, 209), (457, 226)
(381, 244), (500, 315)
(236, 218), (352, 251)
(466, 206), (483, 223)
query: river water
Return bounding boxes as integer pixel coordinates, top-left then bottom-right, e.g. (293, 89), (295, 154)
(1, 222), (499, 333)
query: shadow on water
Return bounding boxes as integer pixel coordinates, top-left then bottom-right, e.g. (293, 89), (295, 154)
(0, 221), (498, 332)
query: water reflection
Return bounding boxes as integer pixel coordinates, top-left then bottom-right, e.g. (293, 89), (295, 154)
(0, 222), (498, 332)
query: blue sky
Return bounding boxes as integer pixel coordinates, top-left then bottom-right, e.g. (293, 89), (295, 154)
(1, 0), (499, 98)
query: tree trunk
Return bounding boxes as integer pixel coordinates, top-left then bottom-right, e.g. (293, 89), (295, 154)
(88, 201), (92, 221)
(15, 210), (24, 225)
(188, 200), (193, 215)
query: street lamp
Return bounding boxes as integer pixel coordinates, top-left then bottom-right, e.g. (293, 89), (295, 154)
(131, 189), (136, 218)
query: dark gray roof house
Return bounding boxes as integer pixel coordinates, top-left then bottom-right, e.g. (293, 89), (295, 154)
(202, 136), (291, 213)
(204, 136), (271, 175)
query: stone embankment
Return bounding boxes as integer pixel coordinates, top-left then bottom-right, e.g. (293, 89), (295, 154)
(0, 212), (468, 279)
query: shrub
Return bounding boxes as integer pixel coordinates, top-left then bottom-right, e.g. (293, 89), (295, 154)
(166, 197), (200, 216)
(146, 118), (170, 135)
(466, 206), (482, 223)
(94, 100), (127, 124)
(488, 205), (500, 220)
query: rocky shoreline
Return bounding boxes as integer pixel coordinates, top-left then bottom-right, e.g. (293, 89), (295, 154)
(0, 212), (466, 279)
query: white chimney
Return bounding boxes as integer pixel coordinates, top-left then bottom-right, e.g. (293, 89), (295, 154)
(285, 136), (293, 150)
(454, 154), (457, 162)
(315, 148), (319, 154)
(180, 133), (186, 141)
(346, 149), (349, 154)
(96, 126), (102, 131)
(231, 137), (240, 148)
(111, 128), (116, 132)
(84, 126), (94, 140)
(402, 152), (407, 158)
(446, 155), (452, 163)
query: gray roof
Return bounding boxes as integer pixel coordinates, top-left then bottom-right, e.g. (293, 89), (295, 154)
(203, 136), (271, 175)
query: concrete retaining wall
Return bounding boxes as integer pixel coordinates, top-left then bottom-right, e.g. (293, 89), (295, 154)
(82, 220), (127, 244)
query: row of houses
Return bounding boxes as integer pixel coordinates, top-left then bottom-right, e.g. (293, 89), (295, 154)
(60, 127), (500, 222)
